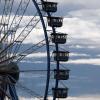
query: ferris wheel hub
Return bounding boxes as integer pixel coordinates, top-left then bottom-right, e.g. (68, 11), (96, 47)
(0, 62), (19, 83)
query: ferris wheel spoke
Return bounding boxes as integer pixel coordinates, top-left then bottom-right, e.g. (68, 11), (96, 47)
(0, 38), (47, 63)
(0, 0), (6, 29)
(0, 0), (15, 61)
(0, 44), (14, 61)
(1, 1), (22, 42)
(0, 69), (53, 74)
(0, 75), (17, 99)
(0, 0), (14, 40)
(0, 54), (6, 59)
(0, 0), (30, 46)
(0, 76), (15, 86)
(16, 83), (42, 100)
(19, 70), (53, 73)
(9, 15), (41, 57)
(8, 0), (31, 44)
(0, 18), (40, 58)
(0, 87), (11, 99)
(0, 40), (46, 63)
(15, 43), (47, 62)
(0, 12), (40, 58)
(0, 2), (7, 39)
(0, 56), (15, 64)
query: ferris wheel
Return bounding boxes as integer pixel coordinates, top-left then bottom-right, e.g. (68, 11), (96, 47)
(0, 0), (70, 100)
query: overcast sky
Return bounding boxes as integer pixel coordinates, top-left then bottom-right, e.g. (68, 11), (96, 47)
(52, 0), (100, 45)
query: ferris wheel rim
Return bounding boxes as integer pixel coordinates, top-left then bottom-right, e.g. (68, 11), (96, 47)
(31, 0), (51, 99)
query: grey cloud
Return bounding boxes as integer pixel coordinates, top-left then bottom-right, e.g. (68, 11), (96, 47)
(52, 0), (100, 16)
(56, 0), (100, 9)
(0, 0), (37, 15)
(0, 0), (100, 16)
